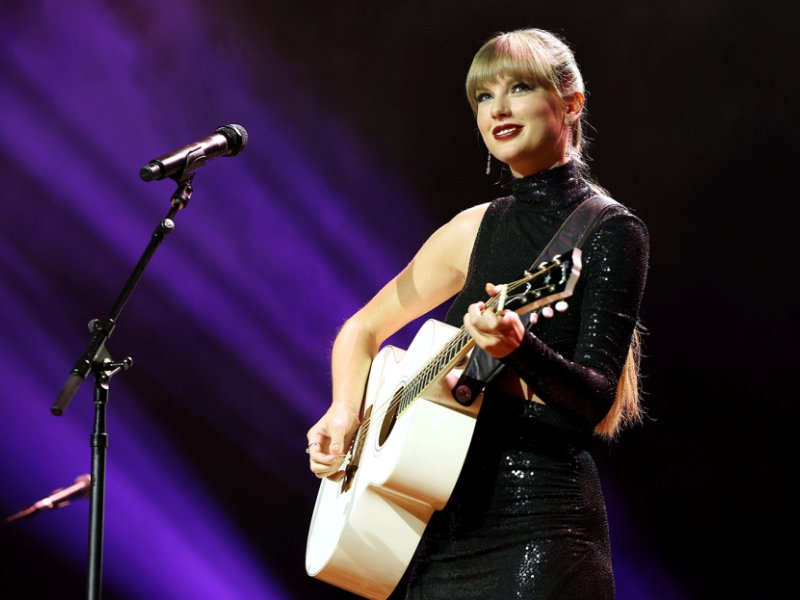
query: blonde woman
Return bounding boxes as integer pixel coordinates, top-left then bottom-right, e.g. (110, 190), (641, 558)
(308, 28), (649, 598)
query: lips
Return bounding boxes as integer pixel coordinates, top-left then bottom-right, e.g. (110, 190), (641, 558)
(492, 124), (522, 139)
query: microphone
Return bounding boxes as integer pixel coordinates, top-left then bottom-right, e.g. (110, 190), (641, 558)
(139, 124), (248, 182)
(4, 474), (91, 524)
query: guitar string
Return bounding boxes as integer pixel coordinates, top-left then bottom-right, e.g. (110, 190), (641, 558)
(344, 255), (573, 457)
(351, 259), (566, 447)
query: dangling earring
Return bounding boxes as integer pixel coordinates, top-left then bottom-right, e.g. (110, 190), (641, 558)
(486, 151), (492, 175)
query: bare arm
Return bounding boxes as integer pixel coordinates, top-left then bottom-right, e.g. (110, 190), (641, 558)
(307, 204), (487, 478)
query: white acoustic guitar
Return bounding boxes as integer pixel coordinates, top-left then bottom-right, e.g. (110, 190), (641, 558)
(305, 248), (582, 599)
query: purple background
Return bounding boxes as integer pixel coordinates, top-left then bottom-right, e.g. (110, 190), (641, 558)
(1, 1), (795, 598)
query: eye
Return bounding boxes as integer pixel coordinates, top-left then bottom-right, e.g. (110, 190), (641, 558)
(511, 81), (534, 93)
(475, 91), (492, 103)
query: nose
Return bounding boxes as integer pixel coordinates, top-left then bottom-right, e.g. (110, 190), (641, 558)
(490, 95), (510, 118)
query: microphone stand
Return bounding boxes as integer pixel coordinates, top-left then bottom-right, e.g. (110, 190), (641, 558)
(51, 174), (196, 600)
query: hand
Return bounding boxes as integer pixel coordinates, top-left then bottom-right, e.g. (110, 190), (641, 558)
(528, 304), (556, 325)
(306, 403), (360, 480)
(463, 283), (526, 358)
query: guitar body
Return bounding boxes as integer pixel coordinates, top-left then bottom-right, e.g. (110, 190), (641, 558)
(305, 318), (482, 600)
(305, 248), (582, 599)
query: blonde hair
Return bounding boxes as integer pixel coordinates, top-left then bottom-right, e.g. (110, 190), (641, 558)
(466, 30), (643, 438)
(465, 28), (587, 168)
(594, 327), (645, 440)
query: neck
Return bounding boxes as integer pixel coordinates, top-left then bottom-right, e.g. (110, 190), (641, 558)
(511, 157), (571, 179)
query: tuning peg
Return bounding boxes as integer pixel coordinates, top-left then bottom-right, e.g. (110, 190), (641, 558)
(541, 306), (555, 318)
(555, 301), (569, 312)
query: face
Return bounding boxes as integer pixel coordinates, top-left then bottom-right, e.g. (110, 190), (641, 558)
(475, 76), (574, 178)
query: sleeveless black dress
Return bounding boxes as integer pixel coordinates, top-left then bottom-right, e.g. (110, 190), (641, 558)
(403, 162), (649, 599)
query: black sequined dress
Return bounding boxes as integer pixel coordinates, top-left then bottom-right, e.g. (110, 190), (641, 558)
(404, 162), (649, 599)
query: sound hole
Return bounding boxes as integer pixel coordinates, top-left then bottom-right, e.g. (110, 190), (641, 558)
(377, 386), (402, 446)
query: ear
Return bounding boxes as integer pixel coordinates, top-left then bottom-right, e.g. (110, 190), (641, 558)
(564, 92), (585, 124)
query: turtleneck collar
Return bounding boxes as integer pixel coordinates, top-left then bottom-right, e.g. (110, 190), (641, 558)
(509, 161), (590, 212)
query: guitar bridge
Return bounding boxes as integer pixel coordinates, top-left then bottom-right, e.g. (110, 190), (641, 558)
(341, 404), (372, 493)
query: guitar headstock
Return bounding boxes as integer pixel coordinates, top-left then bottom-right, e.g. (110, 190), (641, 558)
(497, 247), (582, 316)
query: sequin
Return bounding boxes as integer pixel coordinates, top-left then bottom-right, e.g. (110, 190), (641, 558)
(403, 162), (648, 599)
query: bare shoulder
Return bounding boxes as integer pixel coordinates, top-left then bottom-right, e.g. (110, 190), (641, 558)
(434, 202), (489, 246)
(423, 202), (488, 251)
(450, 202), (490, 231)
(411, 202), (489, 286)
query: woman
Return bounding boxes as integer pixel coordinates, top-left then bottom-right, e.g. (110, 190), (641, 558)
(307, 28), (649, 598)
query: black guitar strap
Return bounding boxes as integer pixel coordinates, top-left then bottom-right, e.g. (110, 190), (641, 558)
(451, 194), (621, 406)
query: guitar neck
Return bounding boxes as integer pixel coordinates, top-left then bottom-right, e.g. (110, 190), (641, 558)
(395, 250), (579, 415)
(399, 328), (474, 413)
(399, 290), (507, 413)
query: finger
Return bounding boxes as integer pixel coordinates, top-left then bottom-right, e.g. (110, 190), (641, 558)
(311, 456), (347, 479)
(324, 420), (350, 456)
(465, 302), (485, 323)
(315, 461), (347, 481)
(309, 451), (343, 470)
(326, 470), (346, 482)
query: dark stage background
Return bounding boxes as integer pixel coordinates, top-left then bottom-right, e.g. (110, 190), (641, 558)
(1, 1), (796, 598)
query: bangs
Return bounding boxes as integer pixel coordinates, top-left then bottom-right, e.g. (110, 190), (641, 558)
(465, 32), (564, 113)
